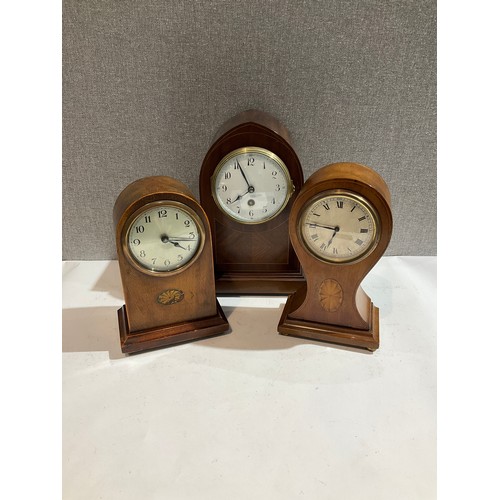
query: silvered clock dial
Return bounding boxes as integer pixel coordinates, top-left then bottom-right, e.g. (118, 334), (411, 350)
(299, 191), (379, 264)
(212, 146), (294, 224)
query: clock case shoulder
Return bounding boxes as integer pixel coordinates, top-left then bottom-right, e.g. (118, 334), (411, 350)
(113, 176), (196, 229)
(302, 162), (392, 207)
(211, 109), (293, 144)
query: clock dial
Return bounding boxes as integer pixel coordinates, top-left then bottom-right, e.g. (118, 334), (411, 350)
(126, 202), (202, 272)
(300, 192), (378, 263)
(212, 147), (293, 223)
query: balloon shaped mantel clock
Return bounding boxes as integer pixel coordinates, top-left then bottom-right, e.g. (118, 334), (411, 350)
(114, 176), (229, 354)
(199, 109), (305, 294)
(278, 163), (393, 351)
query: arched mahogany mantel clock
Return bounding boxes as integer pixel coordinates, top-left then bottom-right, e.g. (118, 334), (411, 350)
(278, 162), (393, 351)
(199, 109), (305, 294)
(114, 176), (229, 354)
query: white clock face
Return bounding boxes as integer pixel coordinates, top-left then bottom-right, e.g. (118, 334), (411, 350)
(126, 202), (202, 272)
(212, 147), (293, 223)
(300, 192), (378, 263)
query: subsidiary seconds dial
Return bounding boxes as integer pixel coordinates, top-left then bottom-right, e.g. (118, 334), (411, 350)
(212, 147), (294, 224)
(126, 202), (202, 273)
(300, 191), (379, 263)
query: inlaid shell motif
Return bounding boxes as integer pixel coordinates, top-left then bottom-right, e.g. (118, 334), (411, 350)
(157, 289), (184, 306)
(318, 279), (343, 312)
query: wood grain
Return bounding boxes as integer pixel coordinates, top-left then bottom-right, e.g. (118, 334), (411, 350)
(114, 176), (230, 353)
(199, 110), (305, 294)
(278, 162), (393, 350)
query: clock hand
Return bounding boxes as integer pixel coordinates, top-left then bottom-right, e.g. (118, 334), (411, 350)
(236, 159), (252, 189)
(227, 160), (256, 204)
(161, 235), (187, 250)
(229, 188), (250, 204)
(325, 228), (339, 249)
(306, 222), (340, 232)
(170, 241), (187, 250)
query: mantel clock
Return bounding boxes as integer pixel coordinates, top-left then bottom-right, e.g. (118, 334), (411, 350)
(114, 176), (229, 353)
(278, 162), (393, 350)
(199, 109), (305, 294)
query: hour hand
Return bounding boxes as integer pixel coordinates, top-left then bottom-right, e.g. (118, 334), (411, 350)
(230, 183), (256, 203)
(325, 230), (337, 249)
(161, 235), (188, 249)
(169, 240), (187, 250)
(229, 194), (243, 204)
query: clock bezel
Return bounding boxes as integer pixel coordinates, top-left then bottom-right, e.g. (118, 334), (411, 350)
(210, 146), (294, 225)
(297, 189), (381, 265)
(122, 200), (206, 276)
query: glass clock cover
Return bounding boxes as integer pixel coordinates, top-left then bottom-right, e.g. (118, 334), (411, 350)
(126, 202), (202, 272)
(212, 146), (293, 224)
(300, 191), (378, 263)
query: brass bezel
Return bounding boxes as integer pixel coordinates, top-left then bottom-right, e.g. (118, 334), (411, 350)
(211, 146), (294, 225)
(123, 200), (206, 276)
(298, 189), (380, 265)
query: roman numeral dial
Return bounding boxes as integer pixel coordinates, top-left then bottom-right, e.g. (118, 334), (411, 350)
(300, 192), (378, 263)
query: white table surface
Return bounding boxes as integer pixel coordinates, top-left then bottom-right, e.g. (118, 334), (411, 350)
(62, 256), (436, 500)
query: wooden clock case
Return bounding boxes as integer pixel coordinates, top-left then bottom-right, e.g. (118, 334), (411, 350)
(278, 163), (393, 351)
(199, 109), (305, 294)
(114, 176), (229, 353)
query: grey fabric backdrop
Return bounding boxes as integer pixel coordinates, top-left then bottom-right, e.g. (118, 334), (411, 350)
(63, 0), (436, 259)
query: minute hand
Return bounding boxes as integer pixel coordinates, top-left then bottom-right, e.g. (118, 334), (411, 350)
(237, 159), (252, 188)
(306, 222), (339, 231)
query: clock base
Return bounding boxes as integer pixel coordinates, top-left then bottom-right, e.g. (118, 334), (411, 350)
(215, 273), (305, 295)
(278, 296), (379, 351)
(117, 301), (230, 354)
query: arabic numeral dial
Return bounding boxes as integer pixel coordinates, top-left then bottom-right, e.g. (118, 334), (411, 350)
(212, 146), (293, 224)
(127, 203), (202, 272)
